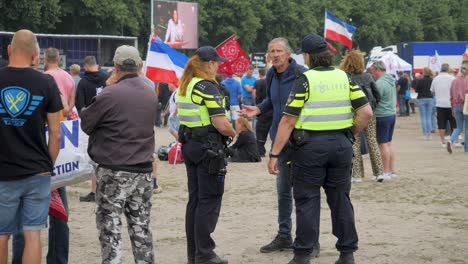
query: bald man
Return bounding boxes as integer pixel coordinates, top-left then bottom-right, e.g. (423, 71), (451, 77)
(0, 29), (63, 264)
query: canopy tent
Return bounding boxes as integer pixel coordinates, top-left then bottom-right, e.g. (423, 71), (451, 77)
(367, 52), (412, 76)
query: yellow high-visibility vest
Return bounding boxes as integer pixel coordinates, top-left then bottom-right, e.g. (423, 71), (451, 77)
(176, 77), (220, 128)
(295, 68), (354, 131)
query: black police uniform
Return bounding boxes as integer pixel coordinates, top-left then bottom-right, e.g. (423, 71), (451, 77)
(284, 70), (369, 257)
(178, 80), (228, 264)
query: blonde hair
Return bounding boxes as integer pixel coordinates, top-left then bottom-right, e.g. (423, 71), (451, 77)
(236, 117), (252, 132)
(178, 55), (215, 96)
(422, 67), (433, 77)
(339, 49), (365, 74)
(69, 64), (80, 75)
(461, 62), (468, 76)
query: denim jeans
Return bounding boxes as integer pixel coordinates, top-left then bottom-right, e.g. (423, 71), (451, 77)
(12, 187), (69, 264)
(398, 94), (407, 116)
(276, 147), (293, 239)
(418, 98), (434, 135)
(450, 106), (468, 152)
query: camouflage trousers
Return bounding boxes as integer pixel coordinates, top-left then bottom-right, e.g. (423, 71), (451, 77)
(95, 167), (155, 264)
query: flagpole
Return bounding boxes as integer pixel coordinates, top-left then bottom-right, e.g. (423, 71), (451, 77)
(215, 34), (236, 49)
(323, 8), (327, 38)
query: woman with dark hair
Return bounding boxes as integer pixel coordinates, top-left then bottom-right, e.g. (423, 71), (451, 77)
(176, 46), (236, 264)
(340, 49), (384, 182)
(416, 67), (434, 140)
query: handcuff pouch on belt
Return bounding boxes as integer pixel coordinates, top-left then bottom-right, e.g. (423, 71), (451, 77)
(289, 129), (310, 148)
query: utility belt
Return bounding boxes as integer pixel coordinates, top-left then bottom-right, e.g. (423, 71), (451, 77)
(289, 128), (355, 147)
(179, 125), (229, 176)
(179, 125), (229, 145)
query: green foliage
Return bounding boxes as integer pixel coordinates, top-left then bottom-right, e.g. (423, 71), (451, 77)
(0, 0), (61, 32)
(0, 0), (466, 55)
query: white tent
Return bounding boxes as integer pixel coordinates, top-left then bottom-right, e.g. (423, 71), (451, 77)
(375, 52), (412, 76)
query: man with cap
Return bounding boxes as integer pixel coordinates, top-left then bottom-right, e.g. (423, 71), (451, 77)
(177, 46), (236, 264)
(267, 34), (372, 264)
(80, 45), (158, 264)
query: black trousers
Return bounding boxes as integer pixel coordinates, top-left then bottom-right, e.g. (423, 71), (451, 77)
(255, 111), (273, 156)
(291, 133), (358, 254)
(182, 139), (225, 262)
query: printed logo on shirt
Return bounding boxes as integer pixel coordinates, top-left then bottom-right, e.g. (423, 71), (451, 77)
(0, 86), (43, 126)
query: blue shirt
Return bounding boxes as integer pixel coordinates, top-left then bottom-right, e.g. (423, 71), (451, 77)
(257, 59), (306, 141)
(221, 77), (242, 105)
(241, 75), (256, 98)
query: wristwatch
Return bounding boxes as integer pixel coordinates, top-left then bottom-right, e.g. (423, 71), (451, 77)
(269, 151), (280, 158)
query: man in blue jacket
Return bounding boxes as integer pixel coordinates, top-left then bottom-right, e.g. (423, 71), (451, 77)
(221, 74), (242, 126)
(238, 37), (319, 257)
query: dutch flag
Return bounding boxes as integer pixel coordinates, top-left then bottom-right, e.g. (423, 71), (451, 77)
(145, 38), (188, 86)
(324, 9), (356, 50)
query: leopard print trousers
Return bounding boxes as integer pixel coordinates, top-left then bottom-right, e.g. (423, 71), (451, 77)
(352, 117), (384, 178)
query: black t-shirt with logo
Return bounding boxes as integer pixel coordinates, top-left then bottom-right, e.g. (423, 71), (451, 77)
(0, 67), (63, 180)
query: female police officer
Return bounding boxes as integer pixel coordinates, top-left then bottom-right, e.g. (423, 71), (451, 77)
(176, 46), (236, 264)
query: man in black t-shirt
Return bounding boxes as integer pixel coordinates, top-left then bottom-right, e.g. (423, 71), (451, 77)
(0, 29), (62, 264)
(252, 68), (272, 156)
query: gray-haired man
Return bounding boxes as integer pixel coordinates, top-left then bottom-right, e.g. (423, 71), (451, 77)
(80, 45), (158, 264)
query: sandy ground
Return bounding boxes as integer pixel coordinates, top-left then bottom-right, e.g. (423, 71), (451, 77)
(11, 113), (468, 264)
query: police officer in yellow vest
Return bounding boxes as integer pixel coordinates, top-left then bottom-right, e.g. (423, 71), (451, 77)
(176, 46), (236, 264)
(268, 34), (373, 264)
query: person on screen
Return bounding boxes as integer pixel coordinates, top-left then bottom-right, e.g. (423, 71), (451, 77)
(165, 9), (184, 43)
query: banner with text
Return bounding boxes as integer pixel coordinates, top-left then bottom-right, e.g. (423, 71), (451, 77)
(46, 119), (94, 190)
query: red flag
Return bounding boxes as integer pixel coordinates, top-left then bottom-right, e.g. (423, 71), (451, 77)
(216, 35), (251, 76)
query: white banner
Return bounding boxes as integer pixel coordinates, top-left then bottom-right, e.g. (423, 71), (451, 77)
(46, 119), (94, 190)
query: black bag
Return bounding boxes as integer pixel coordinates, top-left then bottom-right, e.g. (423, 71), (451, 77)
(351, 73), (380, 109)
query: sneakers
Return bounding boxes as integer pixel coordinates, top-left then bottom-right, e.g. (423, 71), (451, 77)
(446, 141), (453, 154)
(335, 253), (355, 264)
(79, 192), (95, 202)
(376, 173), (392, 182)
(259, 235), (292, 253)
(195, 255), (228, 264)
(454, 142), (463, 148)
(351, 177), (362, 183)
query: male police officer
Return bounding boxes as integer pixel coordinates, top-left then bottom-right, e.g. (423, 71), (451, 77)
(268, 34), (373, 264)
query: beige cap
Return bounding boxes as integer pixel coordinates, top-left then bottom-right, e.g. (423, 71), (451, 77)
(113, 45), (142, 65)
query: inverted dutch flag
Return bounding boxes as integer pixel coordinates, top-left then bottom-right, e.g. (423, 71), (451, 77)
(145, 39), (188, 86)
(324, 9), (356, 50)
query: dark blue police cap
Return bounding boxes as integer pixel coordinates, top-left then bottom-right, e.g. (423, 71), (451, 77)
(296, 34), (329, 54)
(195, 46), (227, 62)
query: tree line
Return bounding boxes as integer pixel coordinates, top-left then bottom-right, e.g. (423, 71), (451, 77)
(1, 0), (466, 55)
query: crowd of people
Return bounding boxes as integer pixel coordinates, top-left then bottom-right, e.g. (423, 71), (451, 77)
(1, 28), (467, 264)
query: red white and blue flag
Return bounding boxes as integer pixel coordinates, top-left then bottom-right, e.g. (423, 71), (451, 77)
(145, 38), (188, 86)
(324, 9), (356, 50)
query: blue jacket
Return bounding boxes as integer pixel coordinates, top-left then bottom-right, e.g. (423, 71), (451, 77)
(221, 77), (242, 105)
(257, 59), (306, 141)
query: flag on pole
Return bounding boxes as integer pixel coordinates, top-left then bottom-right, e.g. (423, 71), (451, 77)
(216, 35), (251, 76)
(324, 9), (356, 50)
(463, 44), (468, 61)
(428, 50), (442, 73)
(145, 38), (188, 86)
